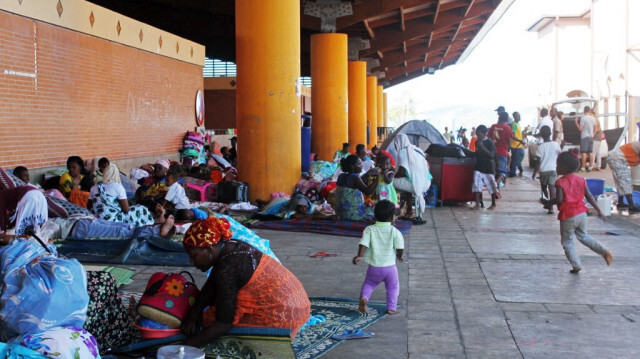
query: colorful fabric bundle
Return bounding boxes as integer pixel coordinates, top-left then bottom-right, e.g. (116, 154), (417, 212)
(0, 237), (89, 338)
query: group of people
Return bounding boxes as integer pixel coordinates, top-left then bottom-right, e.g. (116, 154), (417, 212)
(0, 155), (315, 357)
(331, 136), (431, 225)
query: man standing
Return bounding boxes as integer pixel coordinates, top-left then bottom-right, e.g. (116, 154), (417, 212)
(509, 112), (525, 177)
(550, 107), (563, 147)
(576, 106), (597, 172)
(489, 111), (513, 186)
(443, 127), (452, 144)
(496, 105), (514, 125)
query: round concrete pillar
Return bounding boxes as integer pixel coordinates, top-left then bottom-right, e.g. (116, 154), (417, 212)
(235, 0), (301, 201)
(310, 33), (348, 161)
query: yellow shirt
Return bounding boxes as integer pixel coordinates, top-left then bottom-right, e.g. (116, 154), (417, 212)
(510, 122), (524, 149)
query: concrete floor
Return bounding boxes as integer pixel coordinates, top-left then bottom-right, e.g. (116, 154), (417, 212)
(119, 167), (640, 358)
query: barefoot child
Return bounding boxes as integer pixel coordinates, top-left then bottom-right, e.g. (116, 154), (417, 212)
(542, 149), (613, 273)
(471, 125), (499, 210)
(353, 200), (404, 315)
(536, 125), (561, 214)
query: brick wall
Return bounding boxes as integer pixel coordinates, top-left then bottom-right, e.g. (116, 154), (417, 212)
(0, 10), (203, 169)
(204, 89), (236, 129)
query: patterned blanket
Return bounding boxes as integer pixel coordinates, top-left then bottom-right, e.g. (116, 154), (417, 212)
(248, 219), (412, 238)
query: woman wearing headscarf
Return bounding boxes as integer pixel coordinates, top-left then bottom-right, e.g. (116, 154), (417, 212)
(89, 164), (155, 227)
(0, 186), (48, 234)
(181, 217), (310, 347)
(391, 134), (432, 225)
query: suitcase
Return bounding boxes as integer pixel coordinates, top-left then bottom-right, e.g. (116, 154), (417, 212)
(218, 181), (249, 203)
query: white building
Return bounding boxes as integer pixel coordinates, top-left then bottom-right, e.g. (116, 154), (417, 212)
(528, 0), (640, 140)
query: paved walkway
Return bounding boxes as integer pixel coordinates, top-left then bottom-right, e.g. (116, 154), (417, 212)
(123, 169), (640, 358)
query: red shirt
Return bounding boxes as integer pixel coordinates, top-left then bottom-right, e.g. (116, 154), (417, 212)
(488, 124), (512, 156)
(555, 174), (588, 220)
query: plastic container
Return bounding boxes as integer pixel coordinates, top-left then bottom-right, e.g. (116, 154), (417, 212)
(620, 191), (640, 206)
(597, 195), (612, 216)
(157, 345), (205, 359)
(586, 178), (605, 197)
(134, 323), (181, 339)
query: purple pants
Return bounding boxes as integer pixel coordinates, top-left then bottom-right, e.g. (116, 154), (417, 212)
(360, 264), (399, 311)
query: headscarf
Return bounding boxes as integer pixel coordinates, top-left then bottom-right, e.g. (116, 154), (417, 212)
(378, 150), (396, 167)
(183, 217), (233, 247)
(102, 164), (121, 185)
(155, 159), (171, 170)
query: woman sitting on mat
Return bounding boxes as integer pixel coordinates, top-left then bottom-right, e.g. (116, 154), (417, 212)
(391, 134), (432, 225)
(135, 159), (170, 212)
(332, 155), (379, 221)
(181, 217), (310, 346)
(59, 155), (87, 198)
(89, 164), (155, 227)
(0, 186), (48, 235)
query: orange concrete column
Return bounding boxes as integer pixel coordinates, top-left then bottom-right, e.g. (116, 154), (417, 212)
(377, 85), (384, 135)
(366, 76), (378, 146)
(383, 92), (388, 127)
(310, 33), (348, 161)
(348, 61), (367, 149)
(236, 0), (301, 201)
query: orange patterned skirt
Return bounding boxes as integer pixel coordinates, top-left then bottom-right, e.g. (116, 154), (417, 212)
(203, 255), (310, 338)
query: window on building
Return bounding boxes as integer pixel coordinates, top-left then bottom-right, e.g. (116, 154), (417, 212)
(203, 57), (237, 77)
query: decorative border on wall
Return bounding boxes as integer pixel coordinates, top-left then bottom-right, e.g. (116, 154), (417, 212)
(0, 0), (205, 66)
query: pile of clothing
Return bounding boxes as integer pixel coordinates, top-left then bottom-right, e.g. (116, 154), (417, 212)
(180, 131), (208, 166)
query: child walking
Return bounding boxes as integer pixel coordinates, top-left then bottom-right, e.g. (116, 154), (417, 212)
(353, 200), (404, 315)
(542, 149), (613, 273)
(471, 125), (500, 210)
(536, 125), (561, 214)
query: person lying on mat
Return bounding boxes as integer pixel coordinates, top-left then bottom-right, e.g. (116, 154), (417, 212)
(332, 155), (379, 221)
(181, 217), (310, 346)
(254, 193), (335, 221)
(48, 214), (176, 240)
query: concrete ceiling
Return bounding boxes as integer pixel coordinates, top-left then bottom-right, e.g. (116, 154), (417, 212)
(87, 0), (510, 88)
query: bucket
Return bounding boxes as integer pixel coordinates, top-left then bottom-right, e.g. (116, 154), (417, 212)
(586, 179), (605, 197)
(597, 195), (612, 216)
(620, 191), (640, 206)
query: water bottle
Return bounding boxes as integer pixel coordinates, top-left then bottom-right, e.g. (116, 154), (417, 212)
(597, 195), (612, 216)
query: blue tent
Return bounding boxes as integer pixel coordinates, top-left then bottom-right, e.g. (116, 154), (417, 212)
(380, 120), (446, 161)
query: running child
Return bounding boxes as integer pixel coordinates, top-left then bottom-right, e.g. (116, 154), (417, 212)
(353, 200), (404, 315)
(536, 125), (561, 214)
(471, 125), (500, 210)
(541, 149), (613, 273)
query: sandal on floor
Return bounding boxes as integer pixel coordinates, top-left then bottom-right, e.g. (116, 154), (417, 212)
(330, 329), (375, 340)
(412, 218), (427, 225)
